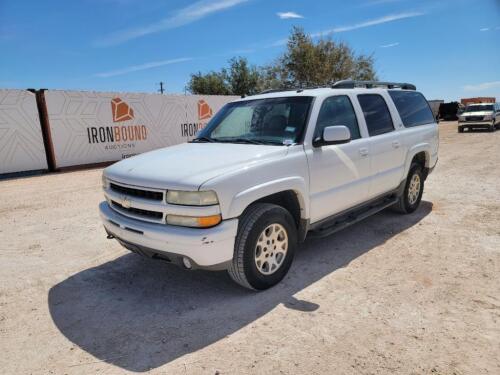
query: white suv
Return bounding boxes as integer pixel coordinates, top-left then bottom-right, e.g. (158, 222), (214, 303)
(458, 102), (499, 132)
(100, 81), (439, 290)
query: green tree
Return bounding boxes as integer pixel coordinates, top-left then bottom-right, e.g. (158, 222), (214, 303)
(187, 71), (230, 95)
(227, 57), (261, 96)
(352, 54), (377, 81)
(187, 57), (262, 96)
(186, 27), (378, 94)
(277, 26), (377, 87)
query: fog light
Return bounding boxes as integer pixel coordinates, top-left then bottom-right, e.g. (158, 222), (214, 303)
(182, 257), (192, 269)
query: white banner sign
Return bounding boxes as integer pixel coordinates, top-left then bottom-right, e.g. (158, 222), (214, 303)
(44, 90), (238, 168)
(0, 90), (48, 174)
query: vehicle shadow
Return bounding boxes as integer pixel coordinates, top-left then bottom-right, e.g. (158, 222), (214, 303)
(48, 201), (432, 372)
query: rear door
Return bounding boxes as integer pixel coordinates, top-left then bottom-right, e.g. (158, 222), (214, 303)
(357, 93), (405, 198)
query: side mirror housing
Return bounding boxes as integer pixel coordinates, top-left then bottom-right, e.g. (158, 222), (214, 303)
(313, 125), (351, 147)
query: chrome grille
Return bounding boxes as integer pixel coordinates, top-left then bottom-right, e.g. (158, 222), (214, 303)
(111, 200), (163, 220)
(466, 116), (484, 122)
(110, 183), (163, 201)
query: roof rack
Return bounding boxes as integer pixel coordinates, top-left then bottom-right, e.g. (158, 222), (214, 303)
(332, 80), (416, 90)
(255, 80), (416, 96)
(257, 85), (330, 95)
(258, 88), (298, 95)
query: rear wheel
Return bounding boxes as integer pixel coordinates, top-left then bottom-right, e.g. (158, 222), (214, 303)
(393, 163), (424, 214)
(228, 203), (297, 290)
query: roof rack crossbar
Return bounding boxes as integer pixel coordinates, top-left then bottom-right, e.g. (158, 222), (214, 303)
(331, 80), (416, 90)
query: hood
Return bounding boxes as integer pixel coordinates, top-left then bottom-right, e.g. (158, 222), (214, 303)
(104, 142), (289, 190)
(462, 111), (494, 116)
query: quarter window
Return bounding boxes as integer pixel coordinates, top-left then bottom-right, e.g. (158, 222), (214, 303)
(389, 91), (437, 127)
(316, 95), (360, 140)
(358, 94), (394, 136)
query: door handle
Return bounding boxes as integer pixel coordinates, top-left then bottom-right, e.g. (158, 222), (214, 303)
(392, 141), (401, 149)
(359, 148), (369, 157)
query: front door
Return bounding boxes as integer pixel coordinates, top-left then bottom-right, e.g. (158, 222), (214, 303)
(307, 95), (371, 223)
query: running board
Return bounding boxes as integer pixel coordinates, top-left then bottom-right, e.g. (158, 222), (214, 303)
(308, 195), (399, 239)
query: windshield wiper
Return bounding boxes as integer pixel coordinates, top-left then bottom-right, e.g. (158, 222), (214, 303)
(189, 136), (216, 143)
(213, 138), (285, 145)
(229, 138), (266, 145)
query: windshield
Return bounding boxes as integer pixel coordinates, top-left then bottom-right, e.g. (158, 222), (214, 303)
(195, 96), (313, 145)
(465, 105), (494, 112)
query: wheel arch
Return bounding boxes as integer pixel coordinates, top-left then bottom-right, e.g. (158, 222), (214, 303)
(226, 177), (309, 240)
(405, 145), (431, 179)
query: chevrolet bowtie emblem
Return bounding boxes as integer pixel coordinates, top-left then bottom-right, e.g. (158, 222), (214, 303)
(122, 196), (131, 209)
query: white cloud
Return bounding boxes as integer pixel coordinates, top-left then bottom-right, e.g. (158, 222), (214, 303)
(380, 42), (400, 48)
(463, 81), (500, 91)
(480, 27), (490, 31)
(312, 11), (424, 36)
(95, 57), (193, 77)
(277, 12), (304, 19)
(95, 0), (250, 47)
(270, 11), (424, 46)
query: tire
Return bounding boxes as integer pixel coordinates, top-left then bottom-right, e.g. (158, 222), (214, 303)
(489, 123), (496, 132)
(458, 126), (464, 133)
(228, 203), (297, 290)
(393, 163), (424, 214)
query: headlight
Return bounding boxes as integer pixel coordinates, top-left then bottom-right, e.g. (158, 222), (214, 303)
(166, 214), (221, 228)
(166, 190), (218, 206)
(102, 174), (109, 190)
(483, 115), (493, 121)
(458, 116), (466, 122)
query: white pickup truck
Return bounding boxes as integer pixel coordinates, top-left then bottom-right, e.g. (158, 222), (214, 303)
(100, 81), (439, 290)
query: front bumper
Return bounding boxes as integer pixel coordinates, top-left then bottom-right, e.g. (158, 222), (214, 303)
(99, 201), (238, 270)
(458, 121), (493, 128)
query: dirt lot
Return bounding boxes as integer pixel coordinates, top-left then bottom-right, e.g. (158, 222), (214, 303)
(0, 121), (499, 374)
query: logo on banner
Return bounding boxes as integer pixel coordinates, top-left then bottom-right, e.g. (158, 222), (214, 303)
(86, 97), (147, 151)
(197, 99), (213, 120)
(181, 99), (214, 137)
(111, 97), (134, 122)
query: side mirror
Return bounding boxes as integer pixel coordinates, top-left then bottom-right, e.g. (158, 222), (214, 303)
(313, 125), (351, 147)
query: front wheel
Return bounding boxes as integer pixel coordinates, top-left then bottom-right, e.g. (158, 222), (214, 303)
(228, 203), (297, 290)
(393, 163), (424, 214)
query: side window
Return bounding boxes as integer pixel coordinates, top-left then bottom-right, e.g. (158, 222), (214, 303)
(388, 90), (435, 127)
(316, 95), (361, 140)
(357, 94), (394, 136)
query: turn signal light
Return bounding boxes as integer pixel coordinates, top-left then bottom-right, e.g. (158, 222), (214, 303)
(166, 214), (222, 228)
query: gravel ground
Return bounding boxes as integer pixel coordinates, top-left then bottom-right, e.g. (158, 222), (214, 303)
(0, 121), (499, 375)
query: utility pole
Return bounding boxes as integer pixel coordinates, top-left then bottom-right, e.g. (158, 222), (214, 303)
(158, 81), (165, 94)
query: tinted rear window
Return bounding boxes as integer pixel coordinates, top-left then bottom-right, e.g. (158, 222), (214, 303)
(357, 94), (394, 136)
(389, 91), (435, 127)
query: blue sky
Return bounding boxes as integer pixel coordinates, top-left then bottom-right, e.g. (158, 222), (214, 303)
(1, 0), (499, 101)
